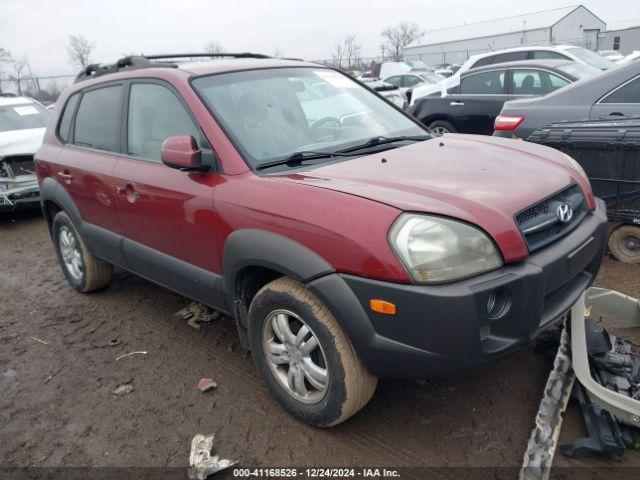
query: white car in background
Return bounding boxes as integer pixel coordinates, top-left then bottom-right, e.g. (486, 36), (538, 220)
(409, 45), (614, 106)
(618, 51), (640, 65)
(0, 96), (50, 210)
(382, 72), (444, 102)
(598, 50), (624, 62)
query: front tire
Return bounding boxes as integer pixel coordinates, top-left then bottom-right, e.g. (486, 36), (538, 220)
(428, 119), (457, 135)
(608, 225), (640, 264)
(248, 277), (377, 426)
(52, 211), (113, 292)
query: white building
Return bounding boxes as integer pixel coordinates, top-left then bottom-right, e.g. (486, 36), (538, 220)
(404, 5), (606, 67)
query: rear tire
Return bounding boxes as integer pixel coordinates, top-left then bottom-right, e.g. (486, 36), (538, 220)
(247, 277), (377, 426)
(429, 120), (457, 135)
(52, 211), (113, 292)
(608, 225), (640, 264)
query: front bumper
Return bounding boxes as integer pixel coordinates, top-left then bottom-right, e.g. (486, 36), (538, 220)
(0, 178), (41, 210)
(308, 199), (608, 379)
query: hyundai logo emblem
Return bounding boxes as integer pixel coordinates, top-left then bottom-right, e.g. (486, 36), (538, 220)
(556, 204), (573, 223)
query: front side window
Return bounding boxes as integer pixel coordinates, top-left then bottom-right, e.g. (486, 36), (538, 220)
(385, 76), (402, 87)
(192, 68), (425, 167)
(460, 70), (506, 94)
(403, 75), (422, 88)
(74, 85), (123, 151)
(0, 100), (50, 133)
(512, 69), (569, 95)
(127, 83), (200, 161)
(58, 93), (80, 142)
(602, 76), (640, 104)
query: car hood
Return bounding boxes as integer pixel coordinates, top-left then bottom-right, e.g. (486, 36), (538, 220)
(272, 134), (589, 262)
(0, 128), (46, 159)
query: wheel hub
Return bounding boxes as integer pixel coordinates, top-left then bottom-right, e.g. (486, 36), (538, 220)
(58, 226), (84, 281)
(262, 309), (328, 404)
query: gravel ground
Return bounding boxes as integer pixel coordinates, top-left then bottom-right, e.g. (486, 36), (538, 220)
(1, 209), (639, 477)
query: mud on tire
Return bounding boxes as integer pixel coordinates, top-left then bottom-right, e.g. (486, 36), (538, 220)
(52, 211), (113, 292)
(247, 277), (377, 427)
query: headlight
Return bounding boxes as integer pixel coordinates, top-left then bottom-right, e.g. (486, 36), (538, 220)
(389, 214), (503, 284)
(565, 154), (590, 187)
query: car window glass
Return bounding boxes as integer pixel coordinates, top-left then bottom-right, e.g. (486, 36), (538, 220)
(531, 51), (568, 60)
(127, 83), (200, 161)
(471, 57), (493, 68)
(58, 93), (80, 142)
(460, 70), (505, 94)
(74, 85), (123, 151)
(512, 70), (570, 95)
(490, 52), (528, 64)
(385, 76), (402, 87)
(602, 76), (640, 104)
(0, 101), (50, 133)
(403, 75), (422, 87)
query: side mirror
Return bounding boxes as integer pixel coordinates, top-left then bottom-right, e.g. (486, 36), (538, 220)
(161, 135), (206, 171)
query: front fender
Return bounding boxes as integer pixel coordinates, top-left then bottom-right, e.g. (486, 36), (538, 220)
(222, 229), (335, 311)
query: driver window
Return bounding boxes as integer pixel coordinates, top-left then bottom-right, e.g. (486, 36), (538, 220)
(128, 83), (200, 162)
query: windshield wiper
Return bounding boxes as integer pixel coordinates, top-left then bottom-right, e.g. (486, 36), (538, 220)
(255, 150), (356, 171)
(337, 135), (430, 153)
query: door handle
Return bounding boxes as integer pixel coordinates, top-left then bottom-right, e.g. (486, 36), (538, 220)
(601, 112), (626, 119)
(450, 101), (465, 106)
(116, 184), (140, 203)
(57, 171), (73, 181)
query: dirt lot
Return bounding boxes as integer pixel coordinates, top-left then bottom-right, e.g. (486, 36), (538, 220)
(1, 210), (639, 476)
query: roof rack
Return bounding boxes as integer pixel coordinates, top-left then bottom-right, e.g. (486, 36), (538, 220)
(74, 52), (272, 83)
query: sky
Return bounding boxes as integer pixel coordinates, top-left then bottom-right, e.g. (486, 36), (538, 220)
(1, 0), (640, 77)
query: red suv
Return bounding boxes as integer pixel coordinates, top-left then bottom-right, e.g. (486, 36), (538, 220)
(36, 54), (607, 426)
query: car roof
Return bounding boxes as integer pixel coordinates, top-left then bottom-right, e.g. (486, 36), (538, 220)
(462, 59), (577, 76)
(177, 58), (321, 76)
(0, 95), (36, 106)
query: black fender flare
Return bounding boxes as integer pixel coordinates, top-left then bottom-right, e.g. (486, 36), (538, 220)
(39, 177), (83, 232)
(222, 229), (335, 314)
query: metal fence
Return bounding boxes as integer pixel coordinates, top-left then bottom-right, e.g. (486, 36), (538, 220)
(0, 73), (76, 102)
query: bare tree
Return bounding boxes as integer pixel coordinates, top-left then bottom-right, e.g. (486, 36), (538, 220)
(66, 35), (95, 69)
(204, 41), (225, 55)
(381, 22), (424, 61)
(344, 35), (362, 70)
(331, 40), (345, 69)
(0, 48), (12, 94)
(9, 56), (31, 96)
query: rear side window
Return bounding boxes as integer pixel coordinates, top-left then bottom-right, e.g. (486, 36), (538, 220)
(471, 57), (493, 69)
(58, 93), (80, 142)
(74, 85), (123, 151)
(403, 75), (422, 88)
(489, 51), (528, 64)
(512, 69), (570, 95)
(602, 76), (640, 104)
(385, 76), (402, 87)
(530, 50), (569, 60)
(127, 83), (200, 162)
(460, 70), (506, 94)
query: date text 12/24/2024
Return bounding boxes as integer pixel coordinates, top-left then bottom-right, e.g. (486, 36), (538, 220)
(232, 468), (401, 478)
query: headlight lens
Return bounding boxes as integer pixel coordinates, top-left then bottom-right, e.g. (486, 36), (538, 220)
(565, 154), (590, 187)
(389, 214), (503, 284)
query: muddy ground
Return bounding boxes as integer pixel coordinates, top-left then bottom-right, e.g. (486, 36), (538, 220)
(1, 210), (639, 477)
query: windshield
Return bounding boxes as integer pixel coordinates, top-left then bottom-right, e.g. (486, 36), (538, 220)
(193, 68), (426, 168)
(0, 102), (50, 133)
(419, 73), (444, 84)
(557, 62), (600, 80)
(565, 47), (613, 70)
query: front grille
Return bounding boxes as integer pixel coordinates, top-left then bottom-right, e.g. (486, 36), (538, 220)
(1, 155), (35, 178)
(515, 184), (587, 252)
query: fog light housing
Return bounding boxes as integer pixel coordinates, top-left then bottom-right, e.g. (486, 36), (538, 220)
(486, 289), (509, 319)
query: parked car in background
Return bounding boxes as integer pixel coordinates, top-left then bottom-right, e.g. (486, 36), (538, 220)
(37, 53), (606, 426)
(409, 60), (596, 135)
(618, 51), (640, 66)
(363, 80), (406, 108)
(410, 45), (615, 106)
(598, 50), (624, 62)
(494, 61), (640, 139)
(1, 96), (50, 210)
(382, 72), (444, 102)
